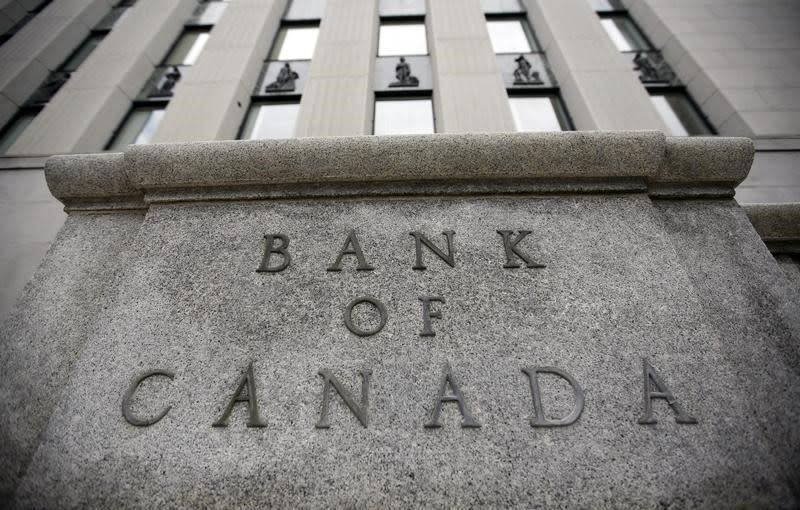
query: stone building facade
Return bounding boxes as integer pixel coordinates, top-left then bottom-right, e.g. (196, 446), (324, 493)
(0, 0), (798, 317)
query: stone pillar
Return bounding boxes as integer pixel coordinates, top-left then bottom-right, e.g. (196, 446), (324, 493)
(427, 0), (514, 133)
(522, 0), (665, 131)
(6, 0), (197, 156)
(151, 0), (288, 143)
(293, 0), (378, 137)
(0, 0), (113, 130)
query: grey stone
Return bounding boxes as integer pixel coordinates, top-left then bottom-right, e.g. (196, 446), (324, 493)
(743, 202), (800, 254)
(3, 132), (798, 507)
(44, 152), (144, 211)
(42, 132), (752, 206)
(0, 211), (144, 503)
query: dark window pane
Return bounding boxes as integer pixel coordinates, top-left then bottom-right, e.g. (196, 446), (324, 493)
(374, 98), (434, 135)
(650, 93), (713, 136)
(600, 16), (651, 52)
(379, 0), (425, 17)
(240, 102), (300, 139)
(284, 0), (327, 21)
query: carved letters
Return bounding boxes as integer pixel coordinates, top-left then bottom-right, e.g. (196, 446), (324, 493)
(256, 230), (546, 272)
(123, 359), (698, 429)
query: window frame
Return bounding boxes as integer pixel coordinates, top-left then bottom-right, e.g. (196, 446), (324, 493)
(377, 17), (429, 57)
(104, 102), (167, 150)
(506, 89), (574, 132)
(268, 23), (320, 61)
(598, 13), (653, 53)
(484, 13), (541, 54)
(237, 98), (302, 140)
(648, 86), (715, 137)
(372, 95), (435, 136)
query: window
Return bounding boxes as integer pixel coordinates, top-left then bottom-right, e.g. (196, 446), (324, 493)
(106, 106), (165, 150)
(240, 102), (300, 140)
(378, 23), (427, 56)
(241, 6), (320, 140)
(650, 93), (713, 136)
(599, 16), (651, 52)
(486, 14), (572, 132)
(270, 26), (319, 60)
(486, 20), (537, 53)
(164, 29), (210, 66)
(374, 98), (434, 135)
(508, 95), (571, 132)
(0, 110), (39, 154)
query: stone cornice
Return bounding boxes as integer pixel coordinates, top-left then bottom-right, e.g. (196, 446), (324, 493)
(44, 131), (754, 212)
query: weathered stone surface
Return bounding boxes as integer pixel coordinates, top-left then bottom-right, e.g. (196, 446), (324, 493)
(0, 211), (145, 503)
(744, 202), (800, 253)
(11, 194), (800, 508)
(2, 132), (798, 507)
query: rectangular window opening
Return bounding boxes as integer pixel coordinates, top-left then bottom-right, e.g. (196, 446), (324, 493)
(650, 92), (714, 136)
(508, 94), (572, 132)
(164, 28), (211, 66)
(373, 97), (434, 135)
(270, 26), (320, 61)
(378, 22), (428, 57)
(106, 105), (166, 150)
(239, 101), (300, 140)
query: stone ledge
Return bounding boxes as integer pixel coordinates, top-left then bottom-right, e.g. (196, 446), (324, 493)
(744, 203), (800, 254)
(44, 131), (755, 211)
(44, 152), (145, 211)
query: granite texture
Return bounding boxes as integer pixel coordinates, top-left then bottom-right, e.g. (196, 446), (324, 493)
(9, 194), (800, 508)
(744, 203), (800, 254)
(42, 132), (754, 208)
(44, 152), (144, 211)
(0, 211), (145, 504)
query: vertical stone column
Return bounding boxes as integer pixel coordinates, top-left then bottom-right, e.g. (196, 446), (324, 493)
(427, 0), (514, 133)
(293, 0), (378, 137)
(6, 0), (196, 156)
(151, 0), (288, 142)
(0, 0), (113, 130)
(522, 0), (665, 130)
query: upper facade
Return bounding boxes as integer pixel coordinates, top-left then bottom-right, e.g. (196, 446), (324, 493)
(0, 0), (797, 201)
